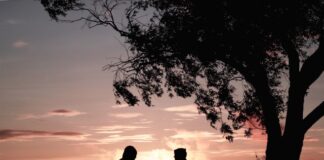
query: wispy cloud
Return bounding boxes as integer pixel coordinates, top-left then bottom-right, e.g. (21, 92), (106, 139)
(304, 136), (320, 142)
(18, 109), (86, 120)
(170, 130), (216, 139)
(12, 40), (28, 48)
(167, 129), (256, 143)
(309, 128), (324, 132)
(303, 146), (324, 156)
(110, 113), (143, 119)
(0, 129), (88, 142)
(210, 149), (264, 157)
(175, 113), (201, 118)
(133, 119), (153, 125)
(164, 104), (198, 113)
(5, 19), (20, 25)
(111, 104), (129, 109)
(50, 109), (86, 116)
(101, 134), (155, 143)
(95, 130), (123, 134)
(164, 104), (203, 119)
(173, 118), (193, 121)
(95, 125), (147, 134)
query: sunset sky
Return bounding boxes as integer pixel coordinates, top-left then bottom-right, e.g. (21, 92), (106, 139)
(0, 0), (323, 160)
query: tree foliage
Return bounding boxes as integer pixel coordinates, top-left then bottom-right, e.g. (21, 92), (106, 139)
(40, 0), (324, 159)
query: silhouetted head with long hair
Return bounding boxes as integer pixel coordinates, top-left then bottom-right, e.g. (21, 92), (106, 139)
(120, 145), (137, 160)
(174, 148), (187, 160)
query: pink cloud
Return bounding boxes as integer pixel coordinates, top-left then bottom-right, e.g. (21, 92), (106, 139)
(133, 119), (153, 124)
(18, 109), (86, 120)
(101, 134), (156, 143)
(48, 109), (86, 117)
(94, 125), (147, 134)
(309, 128), (324, 132)
(164, 104), (198, 113)
(12, 40), (28, 48)
(109, 113), (143, 118)
(304, 136), (320, 142)
(52, 109), (72, 113)
(170, 130), (216, 139)
(111, 104), (129, 109)
(164, 104), (203, 120)
(0, 129), (88, 142)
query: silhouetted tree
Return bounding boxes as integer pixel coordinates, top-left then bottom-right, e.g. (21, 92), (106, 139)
(39, 0), (324, 160)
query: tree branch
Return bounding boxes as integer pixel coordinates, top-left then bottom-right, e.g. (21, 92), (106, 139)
(219, 51), (282, 138)
(303, 101), (324, 133)
(282, 35), (304, 137)
(282, 36), (300, 82)
(299, 36), (324, 93)
(224, 51), (283, 139)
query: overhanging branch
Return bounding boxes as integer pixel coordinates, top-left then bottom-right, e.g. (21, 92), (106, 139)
(303, 101), (324, 133)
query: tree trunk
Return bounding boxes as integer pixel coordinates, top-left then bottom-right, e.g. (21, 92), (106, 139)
(265, 133), (304, 160)
(265, 137), (281, 160)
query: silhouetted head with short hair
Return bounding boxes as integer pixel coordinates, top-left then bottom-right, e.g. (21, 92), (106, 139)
(174, 148), (187, 160)
(120, 145), (137, 160)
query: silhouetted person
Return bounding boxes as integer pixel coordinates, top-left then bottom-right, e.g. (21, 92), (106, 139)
(120, 145), (137, 160)
(174, 148), (187, 160)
